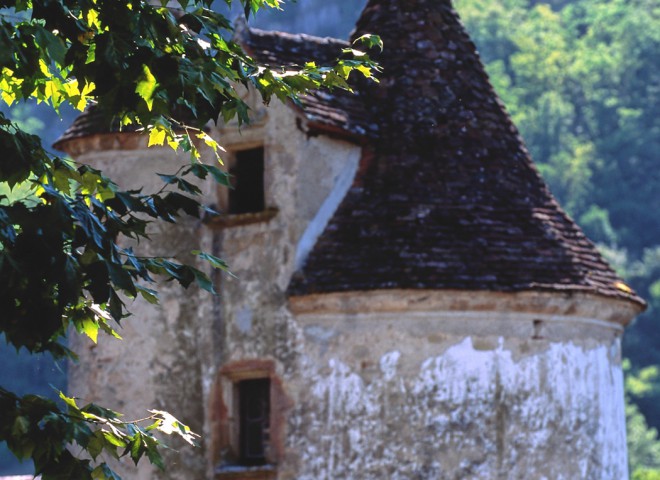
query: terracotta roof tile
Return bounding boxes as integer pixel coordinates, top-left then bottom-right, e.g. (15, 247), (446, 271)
(53, 26), (376, 150)
(238, 25), (377, 138)
(288, 0), (645, 307)
(52, 105), (140, 150)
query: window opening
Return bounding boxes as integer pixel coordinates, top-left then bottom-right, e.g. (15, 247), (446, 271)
(229, 147), (265, 214)
(238, 378), (270, 466)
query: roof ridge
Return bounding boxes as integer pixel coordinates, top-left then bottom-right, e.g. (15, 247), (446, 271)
(247, 26), (349, 46)
(235, 15), (349, 48)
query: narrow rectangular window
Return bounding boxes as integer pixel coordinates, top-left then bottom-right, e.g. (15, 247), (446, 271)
(229, 147), (265, 214)
(238, 378), (270, 466)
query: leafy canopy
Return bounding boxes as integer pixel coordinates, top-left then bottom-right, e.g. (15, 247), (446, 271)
(0, 1), (380, 478)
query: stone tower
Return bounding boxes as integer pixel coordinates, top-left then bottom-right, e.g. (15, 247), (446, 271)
(55, 0), (645, 479)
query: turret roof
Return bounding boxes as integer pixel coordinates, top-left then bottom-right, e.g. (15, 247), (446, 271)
(287, 0), (644, 307)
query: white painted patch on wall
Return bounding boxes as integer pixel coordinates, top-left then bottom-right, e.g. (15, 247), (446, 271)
(294, 155), (359, 270)
(379, 350), (401, 381)
(293, 337), (628, 479)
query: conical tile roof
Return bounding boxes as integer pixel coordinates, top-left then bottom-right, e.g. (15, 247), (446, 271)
(288, 0), (644, 307)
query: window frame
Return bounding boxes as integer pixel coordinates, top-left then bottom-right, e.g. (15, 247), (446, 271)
(211, 360), (288, 479)
(207, 141), (278, 228)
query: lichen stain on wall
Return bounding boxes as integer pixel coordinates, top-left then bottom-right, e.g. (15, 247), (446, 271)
(289, 337), (626, 480)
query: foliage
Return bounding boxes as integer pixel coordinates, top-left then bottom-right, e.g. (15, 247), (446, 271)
(0, 0), (379, 477)
(0, 388), (198, 478)
(626, 360), (660, 477)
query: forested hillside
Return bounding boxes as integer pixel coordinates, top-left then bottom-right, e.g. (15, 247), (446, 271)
(1, 0), (658, 476)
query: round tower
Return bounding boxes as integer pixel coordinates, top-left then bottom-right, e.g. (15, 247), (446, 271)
(285, 0), (645, 478)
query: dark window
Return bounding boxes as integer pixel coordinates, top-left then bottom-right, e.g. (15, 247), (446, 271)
(238, 378), (270, 466)
(229, 147), (265, 214)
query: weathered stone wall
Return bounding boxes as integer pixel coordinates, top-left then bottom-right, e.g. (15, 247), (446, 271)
(201, 99), (363, 476)
(67, 142), (217, 480)
(287, 301), (628, 480)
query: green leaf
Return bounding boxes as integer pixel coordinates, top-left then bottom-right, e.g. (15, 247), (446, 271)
(107, 262), (137, 296)
(87, 432), (104, 460)
(157, 173), (178, 184)
(136, 284), (159, 304)
(108, 290), (125, 321)
(162, 192), (200, 217)
(81, 318), (100, 343)
(135, 65), (158, 111)
(97, 318), (123, 340)
(129, 431), (143, 464)
(59, 392), (80, 411)
(102, 430), (127, 449)
(148, 126), (167, 147)
(145, 439), (165, 470)
(92, 464), (122, 480)
(353, 34), (384, 51)
(34, 25), (67, 66)
(193, 250), (230, 272)
(185, 164), (231, 186)
(11, 416), (29, 436)
(192, 267), (215, 293)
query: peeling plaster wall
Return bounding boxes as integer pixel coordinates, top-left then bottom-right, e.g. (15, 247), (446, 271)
(287, 311), (628, 480)
(203, 100), (363, 475)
